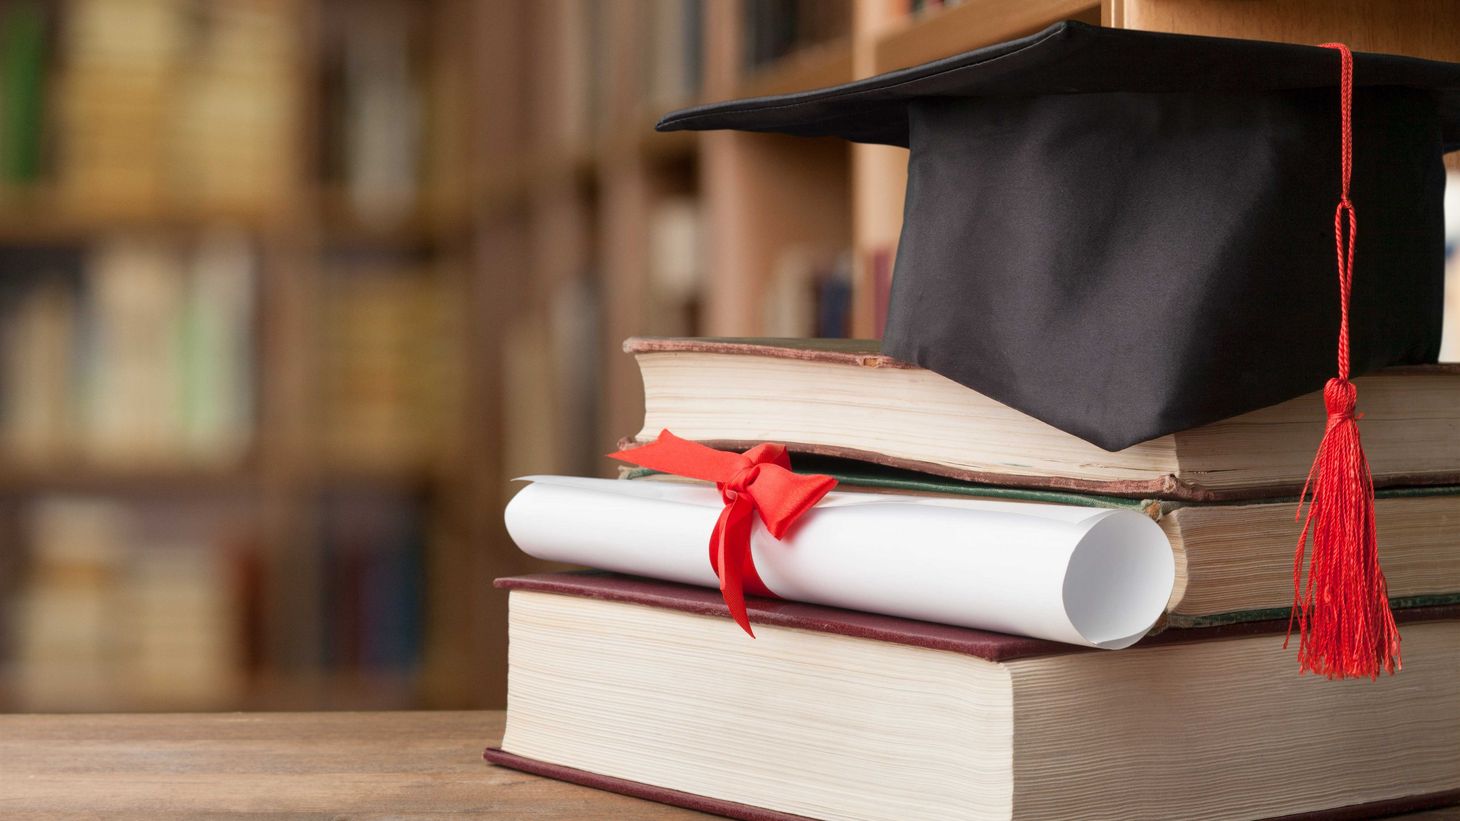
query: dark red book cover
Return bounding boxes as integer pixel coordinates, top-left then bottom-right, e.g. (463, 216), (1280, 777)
(494, 571), (1460, 663)
(487, 572), (1460, 820)
(483, 748), (1460, 821)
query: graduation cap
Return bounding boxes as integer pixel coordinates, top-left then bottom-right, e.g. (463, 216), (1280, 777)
(658, 22), (1460, 679)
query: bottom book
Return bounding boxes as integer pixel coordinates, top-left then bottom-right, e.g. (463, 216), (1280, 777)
(486, 572), (1460, 821)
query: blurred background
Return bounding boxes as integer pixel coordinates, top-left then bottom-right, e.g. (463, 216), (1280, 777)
(0, 0), (1456, 712)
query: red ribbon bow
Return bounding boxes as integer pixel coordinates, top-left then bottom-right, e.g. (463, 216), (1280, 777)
(608, 429), (837, 636)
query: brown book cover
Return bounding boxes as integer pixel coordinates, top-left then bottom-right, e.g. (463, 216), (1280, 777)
(488, 572), (1460, 821)
(622, 337), (1460, 502)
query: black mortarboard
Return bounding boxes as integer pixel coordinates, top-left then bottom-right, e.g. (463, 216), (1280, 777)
(657, 21), (1460, 452)
(660, 22), (1460, 678)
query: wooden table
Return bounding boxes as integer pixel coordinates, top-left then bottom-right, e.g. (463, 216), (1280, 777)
(1, 710), (1457, 819)
(0, 710), (711, 819)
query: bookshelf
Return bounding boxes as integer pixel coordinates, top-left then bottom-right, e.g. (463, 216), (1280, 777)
(0, 0), (459, 712)
(875, 0), (1101, 71)
(0, 0), (1455, 712)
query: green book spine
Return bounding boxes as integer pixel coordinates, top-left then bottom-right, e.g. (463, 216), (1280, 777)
(1166, 594), (1460, 630)
(621, 459), (1156, 513)
(0, 1), (46, 184)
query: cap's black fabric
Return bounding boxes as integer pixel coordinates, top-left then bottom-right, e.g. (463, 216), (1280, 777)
(657, 22), (1460, 146)
(657, 22), (1458, 450)
(887, 88), (1443, 449)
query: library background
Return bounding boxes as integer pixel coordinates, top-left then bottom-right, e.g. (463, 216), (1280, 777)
(0, 0), (1456, 712)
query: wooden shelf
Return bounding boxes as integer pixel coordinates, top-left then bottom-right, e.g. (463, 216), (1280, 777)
(874, 0), (1100, 73)
(312, 459), (447, 491)
(315, 188), (470, 249)
(641, 125), (698, 163)
(480, 144), (598, 215)
(0, 188), (297, 244)
(736, 37), (856, 100)
(613, 112), (698, 165)
(478, 113), (703, 218)
(0, 463), (257, 494)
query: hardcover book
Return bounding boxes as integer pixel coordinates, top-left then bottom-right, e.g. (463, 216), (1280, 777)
(488, 572), (1460, 821)
(623, 337), (1460, 501)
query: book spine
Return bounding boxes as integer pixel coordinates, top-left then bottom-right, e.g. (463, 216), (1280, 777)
(0, 1), (47, 185)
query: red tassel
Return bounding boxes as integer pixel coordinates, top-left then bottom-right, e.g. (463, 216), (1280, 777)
(1284, 43), (1400, 679)
(1286, 379), (1400, 678)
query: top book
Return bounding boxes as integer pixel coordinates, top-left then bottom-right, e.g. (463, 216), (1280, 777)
(624, 337), (1460, 501)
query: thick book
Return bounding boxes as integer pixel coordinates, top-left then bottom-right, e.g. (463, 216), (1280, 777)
(487, 572), (1460, 821)
(624, 462), (1460, 629)
(623, 337), (1460, 501)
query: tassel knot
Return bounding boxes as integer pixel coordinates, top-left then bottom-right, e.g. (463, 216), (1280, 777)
(1287, 388), (1400, 678)
(1323, 377), (1357, 419)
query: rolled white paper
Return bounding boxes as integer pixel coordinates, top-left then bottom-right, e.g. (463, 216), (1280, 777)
(504, 476), (1175, 649)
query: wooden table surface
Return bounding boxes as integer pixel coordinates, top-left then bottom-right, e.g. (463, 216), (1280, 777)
(1, 710), (1456, 820)
(0, 710), (712, 819)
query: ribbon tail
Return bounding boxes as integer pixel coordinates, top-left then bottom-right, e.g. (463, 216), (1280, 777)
(712, 495), (756, 637)
(607, 429), (749, 484)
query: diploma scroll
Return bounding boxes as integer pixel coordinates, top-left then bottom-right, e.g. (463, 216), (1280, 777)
(505, 476), (1175, 649)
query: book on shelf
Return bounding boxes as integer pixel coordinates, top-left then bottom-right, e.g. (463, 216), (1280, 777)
(82, 237), (190, 463)
(319, 261), (458, 471)
(623, 337), (1460, 500)
(548, 272), (603, 476)
(120, 535), (242, 710)
(500, 280), (603, 483)
(741, 0), (849, 73)
(320, 0), (422, 226)
(0, 0), (47, 187)
(319, 491), (425, 675)
(11, 496), (247, 711)
(0, 233), (256, 468)
(180, 230), (256, 461)
(10, 497), (127, 712)
(1, 275), (77, 464)
(169, 0), (299, 214)
(8, 487), (430, 711)
(488, 572), (1460, 821)
(646, 0), (705, 110)
(502, 309), (569, 485)
(909, 0), (971, 17)
(646, 197), (703, 338)
(761, 248), (853, 338)
(54, 0), (297, 216)
(1444, 170), (1460, 361)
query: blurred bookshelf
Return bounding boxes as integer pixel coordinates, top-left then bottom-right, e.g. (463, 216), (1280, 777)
(0, 0), (1456, 712)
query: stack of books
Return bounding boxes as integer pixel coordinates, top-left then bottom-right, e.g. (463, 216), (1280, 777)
(487, 337), (1460, 820)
